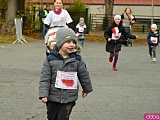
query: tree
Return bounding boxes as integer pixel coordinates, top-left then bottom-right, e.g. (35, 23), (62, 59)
(0, 0), (25, 35)
(65, 0), (87, 31)
(105, 0), (114, 23)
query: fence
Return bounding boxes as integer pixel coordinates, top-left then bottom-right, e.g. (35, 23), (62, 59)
(90, 14), (160, 33)
(68, 9), (89, 33)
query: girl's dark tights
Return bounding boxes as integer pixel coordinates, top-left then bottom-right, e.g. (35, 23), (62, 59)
(110, 51), (119, 67)
(149, 45), (156, 58)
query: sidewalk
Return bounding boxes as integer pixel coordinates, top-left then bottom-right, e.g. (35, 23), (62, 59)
(0, 41), (160, 120)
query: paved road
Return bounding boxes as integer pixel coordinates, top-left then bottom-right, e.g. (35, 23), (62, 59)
(0, 41), (160, 120)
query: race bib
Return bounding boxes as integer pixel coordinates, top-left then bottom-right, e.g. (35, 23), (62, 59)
(151, 37), (158, 44)
(55, 71), (78, 89)
(78, 28), (84, 32)
(111, 33), (121, 40)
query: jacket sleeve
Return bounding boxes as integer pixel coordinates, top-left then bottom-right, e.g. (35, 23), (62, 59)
(121, 14), (124, 19)
(157, 30), (160, 43)
(132, 15), (136, 22)
(84, 27), (87, 34)
(77, 58), (93, 93)
(45, 24), (50, 28)
(75, 28), (78, 33)
(66, 22), (73, 28)
(39, 59), (52, 99)
(75, 24), (78, 33)
(41, 11), (45, 18)
(122, 27), (136, 39)
(104, 25), (111, 41)
(147, 32), (151, 44)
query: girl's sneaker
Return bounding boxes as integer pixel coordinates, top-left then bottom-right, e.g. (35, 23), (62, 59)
(109, 57), (113, 62)
(152, 58), (156, 62)
(112, 66), (117, 71)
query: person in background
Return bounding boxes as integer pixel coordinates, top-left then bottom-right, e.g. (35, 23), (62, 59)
(41, 5), (50, 40)
(44, 0), (73, 55)
(39, 27), (93, 120)
(104, 15), (138, 71)
(121, 7), (136, 46)
(121, 7), (136, 32)
(44, 0), (72, 29)
(75, 17), (87, 47)
(147, 23), (159, 62)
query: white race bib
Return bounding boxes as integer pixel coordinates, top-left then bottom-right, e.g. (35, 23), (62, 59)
(151, 37), (158, 44)
(111, 33), (121, 40)
(78, 27), (84, 32)
(55, 71), (78, 89)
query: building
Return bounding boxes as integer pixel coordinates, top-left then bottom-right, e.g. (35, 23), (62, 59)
(25, 0), (160, 31)
(26, 0), (160, 17)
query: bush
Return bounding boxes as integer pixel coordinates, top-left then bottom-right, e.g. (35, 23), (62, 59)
(65, 0), (88, 31)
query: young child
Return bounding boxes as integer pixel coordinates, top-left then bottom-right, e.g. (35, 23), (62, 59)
(39, 27), (93, 120)
(147, 23), (159, 62)
(75, 17), (87, 47)
(104, 15), (138, 71)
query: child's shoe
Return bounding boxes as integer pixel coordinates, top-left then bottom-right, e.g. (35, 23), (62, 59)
(112, 66), (117, 71)
(109, 57), (113, 62)
(152, 58), (156, 62)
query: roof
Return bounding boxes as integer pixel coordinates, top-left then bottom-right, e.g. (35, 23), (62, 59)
(25, 0), (104, 4)
(114, 0), (160, 5)
(25, 0), (160, 5)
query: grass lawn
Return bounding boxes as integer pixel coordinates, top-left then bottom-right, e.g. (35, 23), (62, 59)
(0, 31), (147, 44)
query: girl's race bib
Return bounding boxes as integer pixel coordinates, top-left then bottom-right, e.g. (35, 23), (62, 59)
(111, 27), (121, 40)
(111, 33), (121, 40)
(55, 71), (78, 89)
(78, 27), (84, 32)
(151, 37), (158, 44)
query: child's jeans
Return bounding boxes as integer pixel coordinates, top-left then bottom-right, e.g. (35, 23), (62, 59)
(78, 39), (84, 47)
(42, 23), (48, 39)
(149, 45), (156, 58)
(46, 101), (75, 120)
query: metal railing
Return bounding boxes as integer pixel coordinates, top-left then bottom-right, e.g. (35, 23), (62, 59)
(90, 14), (160, 33)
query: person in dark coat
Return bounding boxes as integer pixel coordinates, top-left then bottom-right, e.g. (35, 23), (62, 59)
(41, 5), (50, 40)
(39, 27), (93, 120)
(147, 23), (159, 62)
(104, 15), (138, 71)
(121, 7), (136, 46)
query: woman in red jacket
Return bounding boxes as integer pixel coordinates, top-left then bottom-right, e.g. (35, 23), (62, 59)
(104, 15), (138, 71)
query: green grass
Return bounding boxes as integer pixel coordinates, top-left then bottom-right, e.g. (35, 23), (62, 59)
(85, 34), (147, 44)
(0, 35), (38, 44)
(0, 32), (147, 44)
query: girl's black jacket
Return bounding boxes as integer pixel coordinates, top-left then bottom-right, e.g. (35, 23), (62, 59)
(147, 30), (159, 46)
(104, 22), (136, 52)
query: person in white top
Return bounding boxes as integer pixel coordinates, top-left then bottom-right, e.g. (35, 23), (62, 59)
(44, 0), (73, 55)
(44, 0), (72, 28)
(75, 17), (87, 47)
